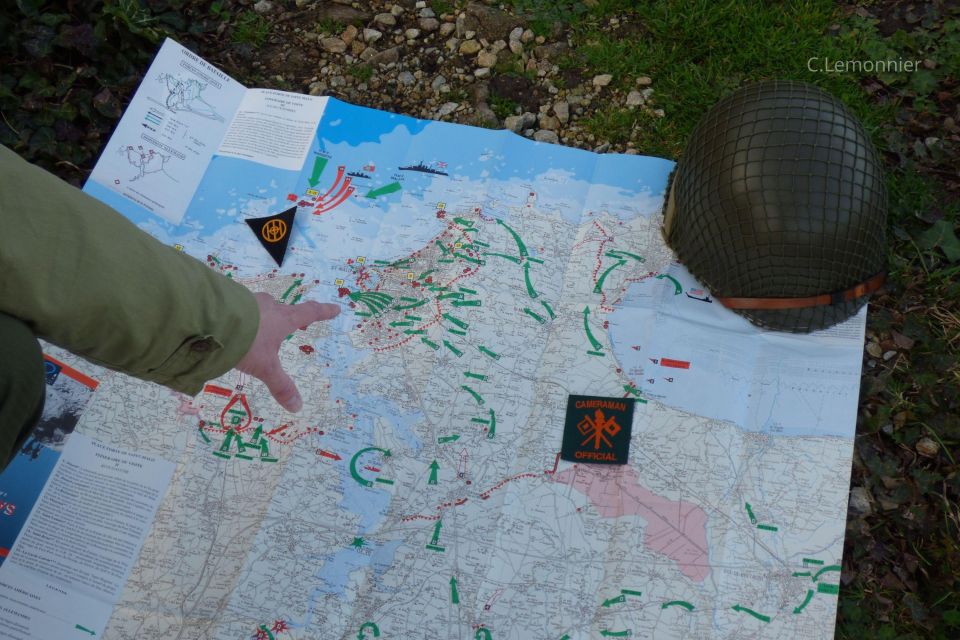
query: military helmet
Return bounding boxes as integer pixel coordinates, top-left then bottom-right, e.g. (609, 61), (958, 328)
(663, 80), (887, 333)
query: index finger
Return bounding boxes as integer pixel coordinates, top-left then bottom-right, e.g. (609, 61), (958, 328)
(286, 300), (341, 330)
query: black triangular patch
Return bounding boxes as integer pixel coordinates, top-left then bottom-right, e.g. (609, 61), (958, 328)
(246, 206), (295, 267)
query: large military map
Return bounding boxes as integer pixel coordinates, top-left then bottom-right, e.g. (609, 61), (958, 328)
(11, 40), (867, 639)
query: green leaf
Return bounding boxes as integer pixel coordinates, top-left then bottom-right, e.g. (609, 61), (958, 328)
(918, 220), (960, 262)
(944, 610), (960, 627)
(909, 69), (938, 95)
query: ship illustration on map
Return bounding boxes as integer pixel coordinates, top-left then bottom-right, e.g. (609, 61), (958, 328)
(398, 161), (448, 176)
(347, 171), (372, 179)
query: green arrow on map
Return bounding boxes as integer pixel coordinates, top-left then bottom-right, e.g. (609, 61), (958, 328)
(74, 625), (96, 637)
(745, 502), (757, 524)
(600, 630), (630, 638)
(594, 260), (626, 293)
(307, 156), (328, 188)
(475, 629), (492, 640)
(731, 604), (771, 623)
(793, 589), (815, 614)
(349, 447), (392, 487)
(655, 273), (682, 295)
(582, 306), (604, 352)
(431, 520), (443, 546)
(450, 576), (460, 604)
(602, 594), (626, 607)
(428, 460), (439, 485)
(438, 434), (460, 444)
(366, 181), (402, 199)
(357, 621), (380, 639)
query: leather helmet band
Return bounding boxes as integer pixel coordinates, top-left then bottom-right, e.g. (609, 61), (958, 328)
(714, 271), (886, 310)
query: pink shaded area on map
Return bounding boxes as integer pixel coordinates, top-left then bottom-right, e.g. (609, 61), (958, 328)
(554, 465), (710, 582)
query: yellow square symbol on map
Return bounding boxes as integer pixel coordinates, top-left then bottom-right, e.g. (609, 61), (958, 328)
(335, 278), (344, 286)
(407, 272), (415, 280)
(436, 202), (446, 210)
(306, 189), (319, 197)
(454, 242), (463, 249)
(357, 257), (366, 264)
(173, 243), (183, 252)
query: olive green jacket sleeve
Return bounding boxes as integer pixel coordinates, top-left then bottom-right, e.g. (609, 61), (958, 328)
(0, 144), (259, 395)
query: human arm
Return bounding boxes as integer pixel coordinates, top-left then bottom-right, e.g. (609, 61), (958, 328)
(0, 144), (335, 402)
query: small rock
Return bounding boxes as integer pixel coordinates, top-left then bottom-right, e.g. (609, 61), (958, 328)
(439, 23), (456, 37)
(476, 102), (498, 125)
(509, 26), (524, 42)
(592, 74), (613, 87)
(553, 101), (569, 123)
(431, 75), (447, 90)
(534, 129), (559, 144)
(916, 437), (940, 458)
(882, 350), (897, 361)
(625, 90), (644, 107)
(474, 67), (491, 78)
(465, 30), (476, 40)
(476, 50), (497, 68)
(253, 0), (273, 14)
(374, 13), (397, 29)
(509, 40), (523, 55)
(521, 28), (535, 43)
(359, 47), (378, 62)
(390, 4), (404, 16)
(369, 46), (400, 65)
(504, 115), (524, 133)
(405, 28), (421, 40)
(420, 17), (440, 32)
(419, 7), (435, 18)
(321, 37), (348, 53)
(636, 76), (652, 86)
(364, 28), (383, 43)
(534, 35), (545, 44)
(397, 71), (416, 85)
(865, 342), (883, 358)
(848, 487), (872, 516)
(459, 39), (482, 55)
(539, 114), (560, 130)
(437, 101), (459, 117)
(341, 24), (359, 45)
(641, 87), (654, 99)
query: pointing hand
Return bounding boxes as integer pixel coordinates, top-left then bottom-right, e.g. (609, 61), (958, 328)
(236, 292), (340, 412)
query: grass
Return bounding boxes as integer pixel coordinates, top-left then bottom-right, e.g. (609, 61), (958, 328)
(566, 0), (898, 159)
(232, 11), (271, 47)
(348, 65), (374, 83)
(489, 94), (519, 119)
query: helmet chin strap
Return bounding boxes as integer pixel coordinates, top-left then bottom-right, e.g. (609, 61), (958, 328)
(714, 271), (886, 310)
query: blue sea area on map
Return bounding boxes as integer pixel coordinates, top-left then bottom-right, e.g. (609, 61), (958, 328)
(607, 264), (862, 439)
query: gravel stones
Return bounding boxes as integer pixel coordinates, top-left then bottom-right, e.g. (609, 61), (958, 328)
(397, 71), (416, 86)
(534, 129), (559, 143)
(420, 17), (440, 32)
(363, 28), (383, 43)
(321, 37), (347, 53)
(592, 74), (613, 87)
(476, 50), (497, 68)
(459, 39), (482, 55)
(437, 101), (459, 117)
(461, 2), (523, 41)
(553, 101), (569, 123)
(625, 90), (645, 107)
(504, 112), (536, 133)
(254, 0), (273, 14)
(374, 13), (397, 29)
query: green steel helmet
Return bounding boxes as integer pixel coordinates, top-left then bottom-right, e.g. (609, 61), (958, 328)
(663, 80), (887, 333)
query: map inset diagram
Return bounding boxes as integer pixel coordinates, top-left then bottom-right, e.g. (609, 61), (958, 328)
(158, 73), (224, 121)
(118, 144), (175, 182)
